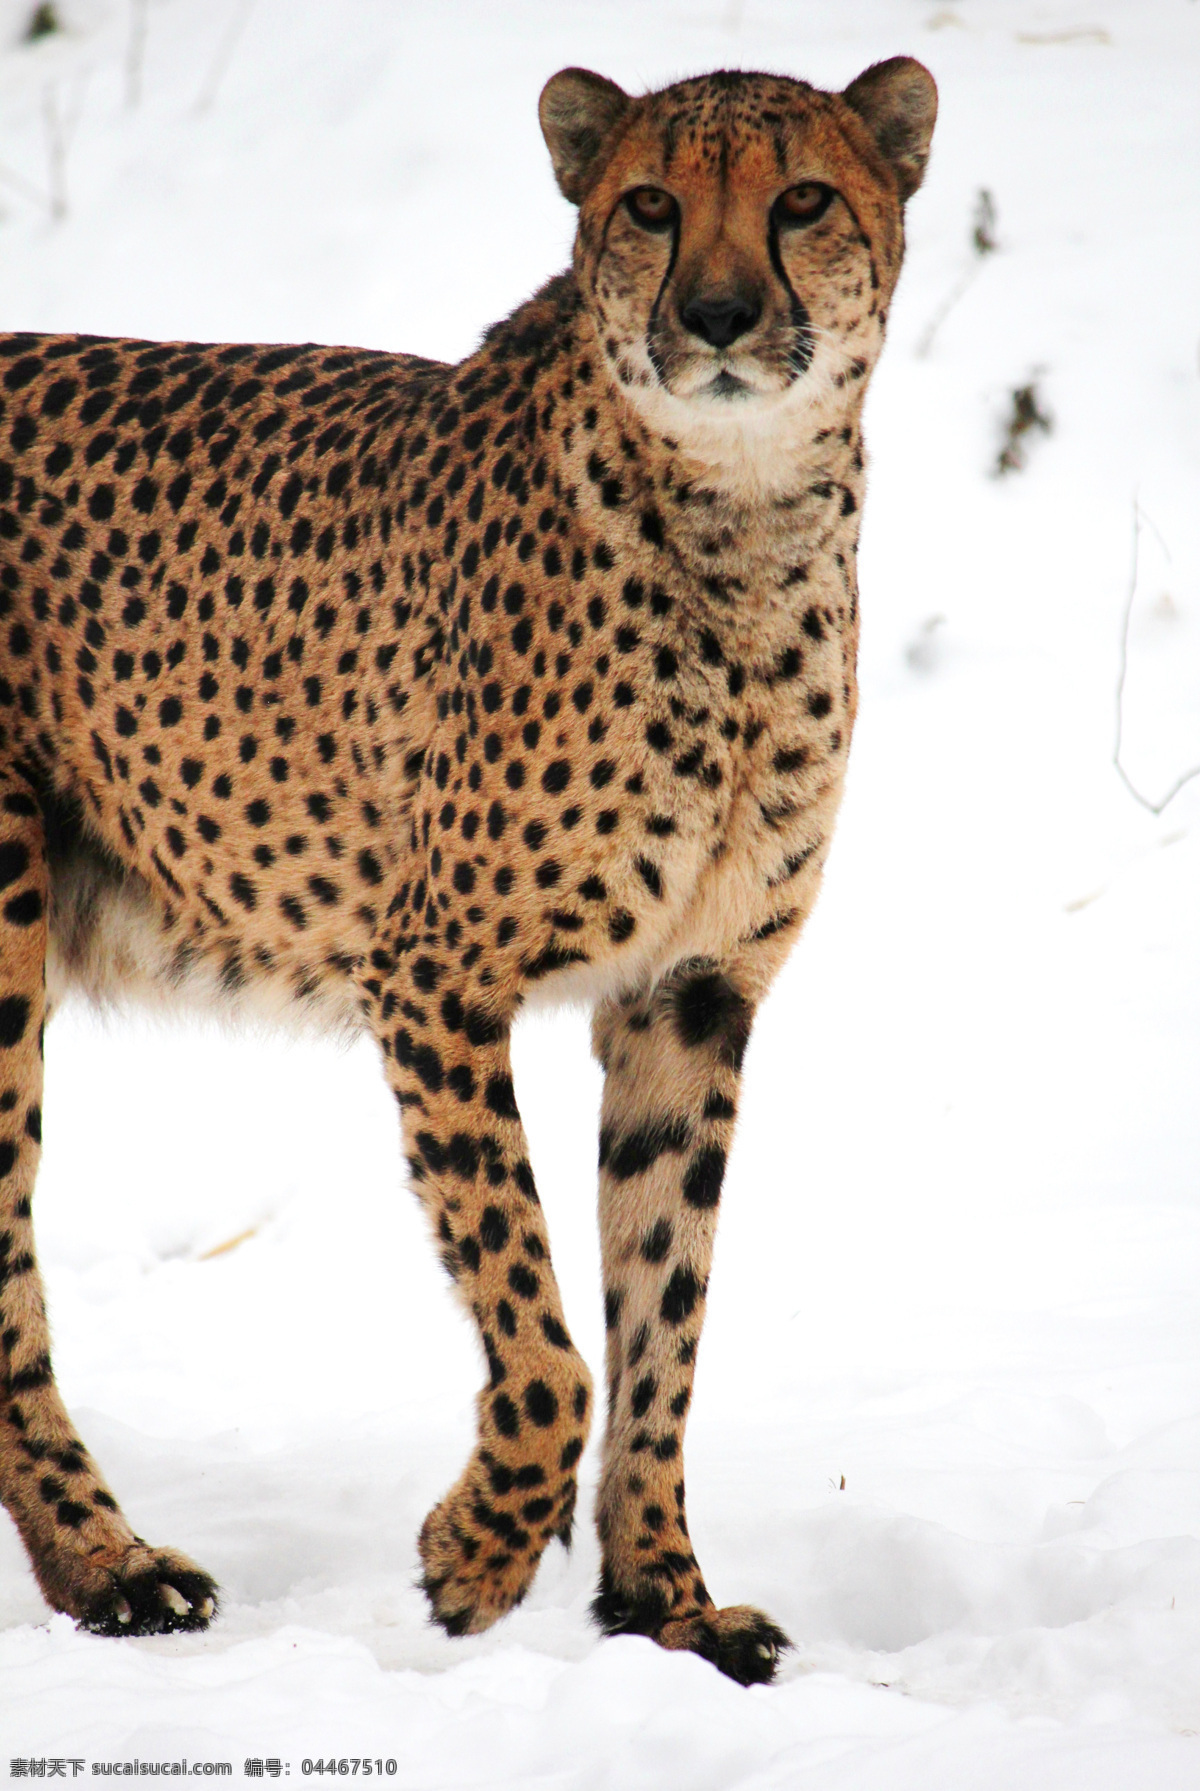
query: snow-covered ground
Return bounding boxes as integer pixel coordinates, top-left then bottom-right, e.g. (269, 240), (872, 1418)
(2, 0), (1199, 1783)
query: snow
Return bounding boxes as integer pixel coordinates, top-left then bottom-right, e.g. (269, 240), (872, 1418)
(2, 0), (1199, 1782)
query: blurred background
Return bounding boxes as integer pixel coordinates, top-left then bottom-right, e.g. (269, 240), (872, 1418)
(3, 2), (1199, 1784)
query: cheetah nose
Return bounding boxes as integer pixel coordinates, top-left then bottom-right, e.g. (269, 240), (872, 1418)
(679, 294), (761, 350)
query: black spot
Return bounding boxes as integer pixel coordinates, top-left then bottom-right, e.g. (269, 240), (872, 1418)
(459, 1235), (481, 1274)
(661, 1265), (700, 1325)
(608, 910), (635, 943)
(508, 1262), (539, 1300)
(228, 872), (257, 911)
(446, 1064), (475, 1102)
(0, 996), (30, 1049)
(480, 1206), (510, 1252)
(630, 1375), (656, 1418)
(522, 939), (588, 980)
(0, 841), (30, 890)
(524, 1380), (558, 1427)
(671, 968), (752, 1069)
(635, 858), (663, 899)
(485, 1074), (519, 1120)
(641, 1218), (673, 1262)
(600, 1115), (691, 1180)
(446, 1132), (479, 1179)
(493, 1393), (520, 1437)
(682, 1147), (726, 1210)
(411, 1043), (444, 1093)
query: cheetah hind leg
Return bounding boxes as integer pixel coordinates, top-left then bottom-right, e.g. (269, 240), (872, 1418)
(0, 764), (217, 1636)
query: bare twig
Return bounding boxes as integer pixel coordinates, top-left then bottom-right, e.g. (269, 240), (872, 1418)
(972, 190), (998, 255)
(195, 0), (255, 114)
(41, 75), (86, 221)
(125, 0), (150, 109)
(23, 4), (61, 42)
(197, 1224), (259, 1261)
(43, 83), (68, 219)
(1016, 26), (1111, 45)
(0, 160), (53, 211)
(1114, 501), (1200, 814)
(916, 189), (997, 359)
(994, 378), (1052, 476)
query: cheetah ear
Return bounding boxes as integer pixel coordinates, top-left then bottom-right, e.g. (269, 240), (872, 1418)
(539, 68), (631, 205)
(842, 57), (938, 201)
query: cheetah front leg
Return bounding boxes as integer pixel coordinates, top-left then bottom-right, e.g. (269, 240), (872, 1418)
(0, 765), (216, 1634)
(590, 958), (790, 1684)
(372, 967), (592, 1636)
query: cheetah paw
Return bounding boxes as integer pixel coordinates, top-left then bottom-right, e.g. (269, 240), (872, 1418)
(418, 1479), (543, 1638)
(658, 1605), (791, 1686)
(593, 1571), (790, 1686)
(75, 1547), (219, 1638)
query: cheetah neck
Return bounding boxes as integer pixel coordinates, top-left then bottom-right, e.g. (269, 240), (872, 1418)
(615, 368), (869, 510)
(557, 306), (868, 623)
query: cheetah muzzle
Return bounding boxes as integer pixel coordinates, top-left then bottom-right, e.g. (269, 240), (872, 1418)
(0, 56), (935, 1680)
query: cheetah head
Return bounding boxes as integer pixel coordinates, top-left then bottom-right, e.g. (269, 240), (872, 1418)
(540, 61), (936, 472)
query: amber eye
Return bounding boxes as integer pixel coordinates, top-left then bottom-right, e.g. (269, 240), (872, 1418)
(625, 186), (677, 230)
(775, 182), (835, 225)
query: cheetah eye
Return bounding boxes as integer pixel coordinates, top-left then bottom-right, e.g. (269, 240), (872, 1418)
(625, 186), (677, 231)
(774, 182), (835, 226)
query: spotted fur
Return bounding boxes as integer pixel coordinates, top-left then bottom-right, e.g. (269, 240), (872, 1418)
(0, 58), (934, 1676)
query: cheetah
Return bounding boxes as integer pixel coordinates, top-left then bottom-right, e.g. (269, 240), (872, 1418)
(0, 57), (935, 1682)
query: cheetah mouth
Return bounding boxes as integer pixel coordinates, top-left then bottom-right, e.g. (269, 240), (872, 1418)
(704, 370), (753, 400)
(666, 356), (786, 405)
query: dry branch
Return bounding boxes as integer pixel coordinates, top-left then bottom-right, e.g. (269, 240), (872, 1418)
(1113, 501), (1200, 814)
(41, 77), (84, 220)
(195, 0), (255, 114)
(916, 189), (997, 360)
(125, 0), (150, 109)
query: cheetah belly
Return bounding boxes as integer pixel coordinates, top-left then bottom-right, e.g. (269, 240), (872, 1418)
(45, 838), (362, 1037)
